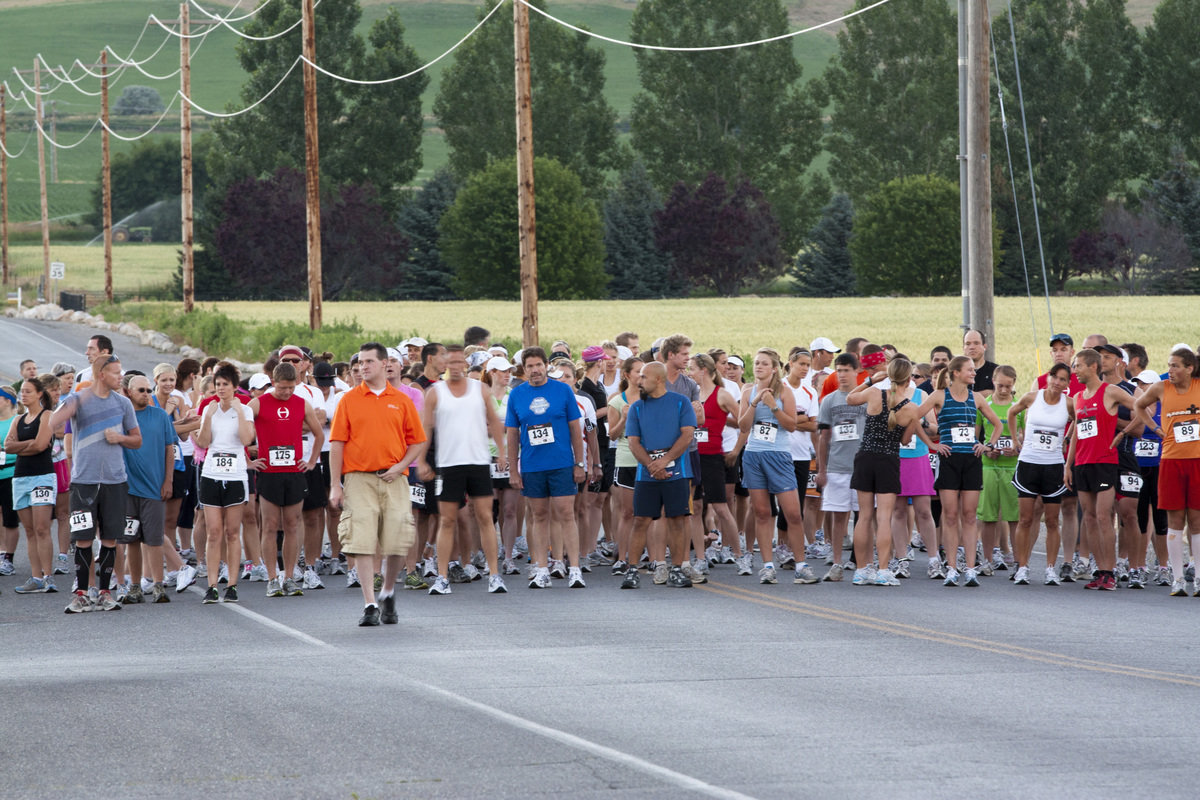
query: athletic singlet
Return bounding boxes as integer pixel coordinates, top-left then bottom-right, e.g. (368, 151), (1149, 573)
(433, 380), (489, 468)
(1114, 380), (1137, 455)
(697, 386), (727, 455)
(1135, 406), (1162, 467)
(13, 410), (52, 477)
(745, 385), (790, 454)
(787, 381), (817, 461)
(610, 392), (636, 468)
(938, 387), (978, 455)
(1019, 389), (1069, 466)
(1160, 377), (1200, 460)
(1073, 383), (1118, 465)
(254, 393), (307, 473)
(860, 394), (909, 456)
(488, 389), (510, 460)
(899, 387), (928, 459)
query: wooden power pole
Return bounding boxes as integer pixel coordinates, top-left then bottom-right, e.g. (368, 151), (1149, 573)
(1, 85), (8, 285)
(34, 60), (50, 302)
(514, 0), (538, 349)
(101, 51), (112, 303)
(302, 0), (322, 330)
(180, 2), (195, 312)
(967, 0), (994, 360)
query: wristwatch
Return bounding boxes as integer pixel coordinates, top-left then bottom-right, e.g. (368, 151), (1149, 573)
(575, 461), (585, 469)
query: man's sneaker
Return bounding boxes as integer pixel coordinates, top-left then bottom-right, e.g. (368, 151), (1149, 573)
(488, 574), (507, 594)
(470, 549), (487, 573)
(759, 565), (778, 584)
(94, 590), (121, 611)
(927, 558), (946, 580)
(793, 563), (818, 584)
(578, 552), (595, 573)
(514, 535), (529, 558)
(151, 582), (170, 603)
(944, 567), (960, 587)
(163, 571), (178, 587)
(619, 566), (640, 589)
(139, 577), (154, 594)
(719, 545), (735, 564)
(911, 530), (925, 551)
(1115, 559), (1130, 582)
(894, 558), (911, 579)
(735, 553), (753, 576)
(302, 567), (325, 590)
(964, 568), (980, 587)
(266, 577), (284, 597)
(358, 604), (380, 626)
(991, 548), (1008, 571)
(329, 558), (346, 576)
(955, 548), (967, 573)
(705, 545), (721, 566)
(203, 586), (219, 604)
(695, 558), (710, 576)
(1187, 563), (1196, 583)
(380, 594), (399, 624)
(282, 578), (303, 596)
(43, 576), (57, 593)
(1072, 557), (1093, 582)
(421, 559), (437, 578)
(1044, 566), (1060, 586)
(463, 564), (482, 582)
(215, 562), (228, 584)
(568, 567), (586, 588)
(1156, 566), (1172, 586)
(0, 557), (13, 576)
(1013, 566), (1030, 585)
(221, 585), (238, 603)
(874, 568), (900, 586)
(292, 564), (304, 582)
(1171, 578), (1189, 597)
(977, 560), (994, 577)
(64, 590), (93, 613)
(248, 564), (268, 582)
(179, 548), (197, 566)
(774, 545), (796, 568)
(822, 563), (844, 582)
(346, 567), (361, 588)
(1098, 573), (1117, 591)
(1192, 580), (1200, 598)
(448, 563), (469, 584)
(652, 563), (669, 585)
(1128, 568), (1145, 589)
(667, 566), (693, 588)
(610, 559), (627, 576)
(175, 564), (198, 593)
(503, 558), (520, 576)
(680, 561), (706, 585)
(54, 553), (69, 574)
(528, 568), (552, 589)
(549, 560), (567, 580)
(13, 576), (47, 594)
(404, 572), (428, 590)
(1084, 575), (1102, 590)
(121, 585), (145, 604)
(851, 568), (871, 586)
(429, 576), (452, 595)
(196, 563), (208, 579)
(1059, 562), (1075, 583)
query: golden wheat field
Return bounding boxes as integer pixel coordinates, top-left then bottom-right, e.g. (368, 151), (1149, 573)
(202, 296), (1193, 383)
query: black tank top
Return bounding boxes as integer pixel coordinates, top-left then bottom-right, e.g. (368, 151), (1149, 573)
(861, 395), (910, 456)
(14, 411), (53, 477)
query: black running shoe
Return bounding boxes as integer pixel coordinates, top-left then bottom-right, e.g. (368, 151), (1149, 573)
(223, 585), (239, 603)
(202, 586), (219, 604)
(358, 604), (381, 627)
(380, 594), (398, 624)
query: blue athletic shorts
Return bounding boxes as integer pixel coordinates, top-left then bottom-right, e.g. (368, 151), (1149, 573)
(521, 466), (577, 499)
(741, 450), (797, 494)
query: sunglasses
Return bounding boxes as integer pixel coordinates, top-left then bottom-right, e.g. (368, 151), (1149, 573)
(281, 358), (301, 364)
(131, 388), (152, 394)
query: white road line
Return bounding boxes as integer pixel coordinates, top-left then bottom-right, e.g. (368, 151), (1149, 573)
(201, 587), (759, 800)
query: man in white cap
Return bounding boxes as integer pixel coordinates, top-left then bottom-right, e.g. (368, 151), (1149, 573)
(405, 338), (428, 366)
(808, 337), (839, 393)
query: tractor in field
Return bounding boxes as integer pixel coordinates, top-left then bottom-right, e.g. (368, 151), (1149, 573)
(112, 225), (153, 243)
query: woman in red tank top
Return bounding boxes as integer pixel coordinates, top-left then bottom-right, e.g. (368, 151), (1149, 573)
(688, 354), (744, 564)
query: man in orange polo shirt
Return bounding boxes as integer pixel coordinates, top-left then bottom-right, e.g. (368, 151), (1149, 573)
(329, 342), (427, 627)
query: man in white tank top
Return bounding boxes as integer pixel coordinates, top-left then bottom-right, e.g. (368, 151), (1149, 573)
(417, 345), (509, 595)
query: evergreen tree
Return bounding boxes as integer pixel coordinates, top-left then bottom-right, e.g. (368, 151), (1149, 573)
(395, 170), (460, 300)
(603, 161), (679, 299)
(791, 193), (855, 297)
(1148, 152), (1200, 264)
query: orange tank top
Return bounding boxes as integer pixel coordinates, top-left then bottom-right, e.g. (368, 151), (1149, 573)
(1161, 378), (1200, 460)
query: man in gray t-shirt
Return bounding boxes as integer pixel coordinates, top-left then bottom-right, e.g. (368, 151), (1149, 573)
(814, 356), (866, 578)
(659, 334), (709, 581)
(50, 355), (142, 612)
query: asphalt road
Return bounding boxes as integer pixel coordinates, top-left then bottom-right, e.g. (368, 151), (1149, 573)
(0, 319), (1196, 799)
(0, 315), (175, 383)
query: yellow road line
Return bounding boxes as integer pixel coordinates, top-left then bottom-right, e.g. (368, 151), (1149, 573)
(699, 582), (1200, 687)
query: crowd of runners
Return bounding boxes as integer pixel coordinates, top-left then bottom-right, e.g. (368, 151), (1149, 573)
(2, 325), (1199, 625)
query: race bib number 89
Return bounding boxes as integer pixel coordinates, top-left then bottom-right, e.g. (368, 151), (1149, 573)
(1174, 421), (1200, 443)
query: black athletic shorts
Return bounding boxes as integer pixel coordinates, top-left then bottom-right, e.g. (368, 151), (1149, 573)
(257, 472), (308, 508)
(934, 453), (983, 493)
(614, 466), (637, 490)
(198, 477), (247, 509)
(1012, 460), (1067, 502)
(850, 451), (901, 495)
(1073, 462), (1118, 494)
(0, 476), (19, 529)
(633, 478), (692, 520)
(437, 464), (492, 504)
(302, 462), (328, 511)
(69, 482), (128, 543)
(588, 448), (616, 494)
(698, 453), (728, 505)
(1116, 450), (1141, 499)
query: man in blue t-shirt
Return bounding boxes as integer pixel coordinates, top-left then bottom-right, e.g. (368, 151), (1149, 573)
(623, 362), (697, 589)
(120, 374), (177, 604)
(506, 347), (586, 589)
(50, 354), (141, 613)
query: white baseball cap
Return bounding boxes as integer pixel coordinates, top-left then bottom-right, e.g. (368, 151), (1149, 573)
(1134, 370), (1160, 384)
(486, 356), (514, 372)
(385, 347), (403, 361)
(616, 345), (633, 361)
(809, 337), (840, 353)
(407, 337), (429, 348)
(1171, 342), (1193, 355)
(248, 373), (271, 391)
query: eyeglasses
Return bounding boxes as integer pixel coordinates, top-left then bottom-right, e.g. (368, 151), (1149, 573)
(131, 388), (151, 394)
(281, 358), (301, 364)
(101, 355), (120, 368)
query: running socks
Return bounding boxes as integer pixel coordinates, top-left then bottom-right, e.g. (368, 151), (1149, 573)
(1167, 529), (1185, 581)
(75, 544), (93, 591)
(97, 545), (117, 593)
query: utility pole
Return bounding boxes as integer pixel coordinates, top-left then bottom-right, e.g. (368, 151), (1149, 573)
(100, 52), (112, 303)
(34, 60), (50, 302)
(49, 99), (57, 184)
(957, 0), (969, 335)
(967, 0), (994, 360)
(180, 2), (195, 312)
(514, 0), (538, 349)
(302, 0), (322, 330)
(1, 84), (8, 285)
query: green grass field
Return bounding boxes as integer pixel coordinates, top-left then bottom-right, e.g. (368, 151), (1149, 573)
(3, 243), (178, 296)
(0, 0), (840, 224)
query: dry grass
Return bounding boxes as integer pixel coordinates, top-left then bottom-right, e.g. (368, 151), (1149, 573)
(199, 296), (1188, 383)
